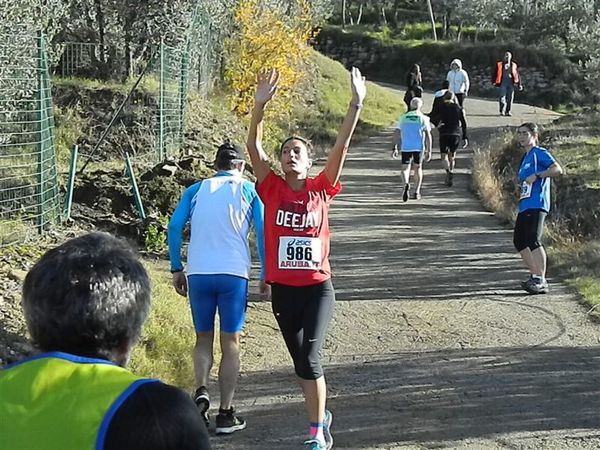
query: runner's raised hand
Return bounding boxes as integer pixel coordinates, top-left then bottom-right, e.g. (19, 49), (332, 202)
(350, 67), (366, 105)
(255, 68), (280, 106)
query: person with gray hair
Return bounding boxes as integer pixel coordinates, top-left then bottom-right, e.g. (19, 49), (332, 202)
(392, 96), (433, 201)
(0, 232), (211, 450)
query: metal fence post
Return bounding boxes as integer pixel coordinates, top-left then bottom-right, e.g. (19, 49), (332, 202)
(124, 152), (146, 220)
(36, 31), (47, 234)
(159, 38), (165, 162)
(64, 145), (79, 221)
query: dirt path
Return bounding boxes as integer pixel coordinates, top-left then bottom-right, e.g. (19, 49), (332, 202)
(212, 90), (600, 449)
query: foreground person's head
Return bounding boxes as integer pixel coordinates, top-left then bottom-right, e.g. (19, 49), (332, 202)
(22, 232), (151, 367)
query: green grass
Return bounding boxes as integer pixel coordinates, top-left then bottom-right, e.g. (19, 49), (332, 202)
(54, 105), (88, 173)
(297, 50), (405, 147)
(569, 277), (600, 318)
(544, 113), (600, 189)
(129, 260), (197, 389)
(53, 76), (161, 96)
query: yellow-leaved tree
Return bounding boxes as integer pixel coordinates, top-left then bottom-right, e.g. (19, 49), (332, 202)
(225, 0), (316, 120)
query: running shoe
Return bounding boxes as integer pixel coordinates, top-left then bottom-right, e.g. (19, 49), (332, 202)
(303, 438), (327, 450)
(505, 111), (512, 117)
(410, 192), (421, 200)
(323, 410), (333, 450)
(193, 386), (210, 428)
(403, 183), (410, 202)
(521, 277), (548, 294)
(215, 407), (247, 435)
(446, 171), (453, 187)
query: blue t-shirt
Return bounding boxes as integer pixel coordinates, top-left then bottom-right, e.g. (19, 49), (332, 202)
(396, 111), (431, 152)
(518, 146), (556, 213)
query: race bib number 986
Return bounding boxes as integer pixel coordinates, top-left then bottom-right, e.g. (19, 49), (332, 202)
(278, 237), (322, 270)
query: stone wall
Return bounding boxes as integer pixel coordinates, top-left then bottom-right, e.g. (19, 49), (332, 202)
(315, 28), (585, 108)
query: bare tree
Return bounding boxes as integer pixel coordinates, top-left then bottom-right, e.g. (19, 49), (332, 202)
(426, 0), (438, 40)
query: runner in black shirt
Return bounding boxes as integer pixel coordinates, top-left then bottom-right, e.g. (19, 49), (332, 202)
(435, 91), (468, 187)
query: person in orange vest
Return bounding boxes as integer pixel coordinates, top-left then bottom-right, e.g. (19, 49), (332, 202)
(493, 51), (523, 117)
(0, 232), (212, 450)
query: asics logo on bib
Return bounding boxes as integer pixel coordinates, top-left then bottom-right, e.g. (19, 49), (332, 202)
(275, 209), (320, 230)
(287, 238), (312, 246)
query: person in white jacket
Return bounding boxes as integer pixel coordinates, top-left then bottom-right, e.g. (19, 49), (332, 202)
(446, 59), (470, 108)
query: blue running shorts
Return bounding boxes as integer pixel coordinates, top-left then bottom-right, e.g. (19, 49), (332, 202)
(187, 274), (248, 333)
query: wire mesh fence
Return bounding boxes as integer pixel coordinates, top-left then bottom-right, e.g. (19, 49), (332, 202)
(0, 9), (222, 246)
(51, 3), (221, 168)
(153, 41), (189, 161)
(0, 32), (59, 248)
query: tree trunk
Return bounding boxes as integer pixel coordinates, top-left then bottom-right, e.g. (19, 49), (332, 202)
(93, 0), (106, 54)
(381, 6), (387, 26)
(123, 14), (134, 81)
(457, 21), (463, 42)
(357, 2), (363, 25)
(426, 0), (437, 40)
(444, 11), (452, 39)
(342, 0), (347, 28)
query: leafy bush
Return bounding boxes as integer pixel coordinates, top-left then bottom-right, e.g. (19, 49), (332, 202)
(224, 0), (314, 117)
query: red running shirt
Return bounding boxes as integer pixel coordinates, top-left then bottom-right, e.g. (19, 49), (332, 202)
(257, 170), (342, 287)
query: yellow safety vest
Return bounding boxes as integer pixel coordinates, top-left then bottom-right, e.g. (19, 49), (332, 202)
(0, 352), (156, 450)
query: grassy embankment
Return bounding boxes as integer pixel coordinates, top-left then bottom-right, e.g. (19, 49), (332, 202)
(128, 51), (405, 386)
(473, 109), (600, 317)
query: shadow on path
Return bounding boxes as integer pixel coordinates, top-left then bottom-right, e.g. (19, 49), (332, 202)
(215, 346), (600, 449)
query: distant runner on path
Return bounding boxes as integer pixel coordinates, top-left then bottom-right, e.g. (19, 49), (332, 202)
(392, 97), (432, 201)
(446, 58), (470, 108)
(246, 67), (366, 450)
(168, 143), (268, 435)
(435, 92), (468, 187)
(514, 123), (563, 294)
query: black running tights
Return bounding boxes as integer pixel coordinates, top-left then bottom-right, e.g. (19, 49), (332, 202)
(271, 280), (335, 380)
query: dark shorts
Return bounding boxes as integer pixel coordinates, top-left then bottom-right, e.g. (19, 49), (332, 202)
(401, 151), (422, 165)
(455, 93), (465, 107)
(513, 209), (547, 252)
(439, 135), (461, 154)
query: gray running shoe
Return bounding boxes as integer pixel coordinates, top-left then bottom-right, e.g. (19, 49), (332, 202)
(410, 192), (421, 200)
(521, 277), (548, 294)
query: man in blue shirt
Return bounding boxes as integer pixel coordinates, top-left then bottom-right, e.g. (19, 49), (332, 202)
(167, 143), (267, 434)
